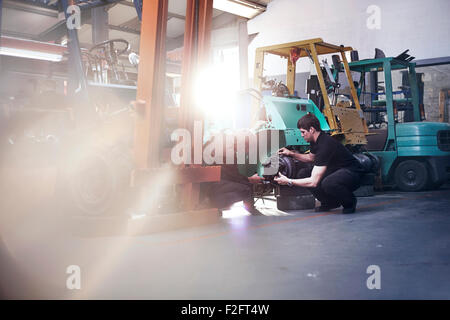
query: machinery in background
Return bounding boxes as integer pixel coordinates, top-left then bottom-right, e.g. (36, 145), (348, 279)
(83, 38), (137, 86)
(349, 50), (450, 191)
(1, 0), (221, 225)
(0, 1), (141, 218)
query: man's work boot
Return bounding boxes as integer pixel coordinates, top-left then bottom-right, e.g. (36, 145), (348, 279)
(342, 196), (357, 214)
(314, 202), (340, 212)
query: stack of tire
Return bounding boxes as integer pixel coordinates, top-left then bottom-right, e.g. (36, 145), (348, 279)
(270, 155), (316, 211)
(353, 153), (380, 197)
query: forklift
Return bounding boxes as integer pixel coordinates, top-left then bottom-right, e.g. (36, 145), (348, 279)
(252, 38), (369, 146)
(349, 50), (450, 191)
(0, 0), (142, 217)
(237, 38), (378, 210)
(0, 0), (222, 232)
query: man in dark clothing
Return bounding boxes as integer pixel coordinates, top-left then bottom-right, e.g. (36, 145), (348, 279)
(200, 133), (265, 215)
(205, 164), (263, 214)
(275, 113), (363, 213)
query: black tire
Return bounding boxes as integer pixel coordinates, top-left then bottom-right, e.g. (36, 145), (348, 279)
(278, 155), (295, 178)
(276, 194), (315, 211)
(394, 160), (429, 192)
(365, 153), (381, 172)
(56, 144), (134, 217)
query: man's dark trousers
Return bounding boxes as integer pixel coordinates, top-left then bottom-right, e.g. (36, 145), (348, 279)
(307, 168), (361, 208)
(208, 180), (252, 209)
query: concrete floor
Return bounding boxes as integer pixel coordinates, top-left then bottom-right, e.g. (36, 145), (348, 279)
(1, 185), (450, 299)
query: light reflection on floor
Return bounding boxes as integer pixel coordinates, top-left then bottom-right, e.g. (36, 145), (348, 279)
(221, 201), (250, 219)
(221, 197), (293, 219)
(253, 197), (292, 216)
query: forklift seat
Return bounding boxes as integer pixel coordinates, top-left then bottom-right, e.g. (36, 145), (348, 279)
(367, 128), (388, 151)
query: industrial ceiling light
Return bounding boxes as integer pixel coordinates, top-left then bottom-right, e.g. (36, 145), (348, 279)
(0, 47), (63, 62)
(0, 36), (64, 62)
(213, 0), (266, 19)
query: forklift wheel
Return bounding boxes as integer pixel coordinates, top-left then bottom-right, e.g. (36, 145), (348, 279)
(394, 160), (428, 192)
(56, 144), (134, 217)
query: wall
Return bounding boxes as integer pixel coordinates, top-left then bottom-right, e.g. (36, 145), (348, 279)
(248, 0), (450, 73)
(247, 0), (450, 122)
(419, 65), (450, 122)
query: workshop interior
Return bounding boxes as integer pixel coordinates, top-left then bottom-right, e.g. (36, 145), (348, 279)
(0, 0), (449, 300)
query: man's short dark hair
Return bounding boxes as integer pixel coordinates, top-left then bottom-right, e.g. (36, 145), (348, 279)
(297, 113), (322, 131)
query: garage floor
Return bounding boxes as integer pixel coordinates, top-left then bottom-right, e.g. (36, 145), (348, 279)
(1, 185), (450, 299)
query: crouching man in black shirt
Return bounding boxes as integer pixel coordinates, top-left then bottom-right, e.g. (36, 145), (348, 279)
(200, 132), (265, 215)
(274, 113), (363, 214)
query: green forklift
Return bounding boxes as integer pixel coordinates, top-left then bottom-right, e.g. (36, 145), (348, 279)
(349, 51), (450, 191)
(234, 38), (377, 210)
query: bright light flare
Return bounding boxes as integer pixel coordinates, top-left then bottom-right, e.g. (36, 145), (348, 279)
(130, 213), (147, 220)
(194, 65), (240, 128)
(221, 201), (251, 219)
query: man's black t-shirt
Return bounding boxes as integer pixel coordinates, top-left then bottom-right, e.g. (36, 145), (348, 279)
(309, 132), (363, 175)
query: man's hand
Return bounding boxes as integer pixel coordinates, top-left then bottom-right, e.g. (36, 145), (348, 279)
(248, 174), (265, 184)
(274, 172), (290, 185)
(278, 147), (293, 157)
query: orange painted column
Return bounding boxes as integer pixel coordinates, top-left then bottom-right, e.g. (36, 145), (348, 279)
(178, 0), (213, 210)
(134, 0), (168, 170)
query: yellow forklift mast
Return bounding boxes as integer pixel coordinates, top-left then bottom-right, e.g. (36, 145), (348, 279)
(253, 38), (368, 145)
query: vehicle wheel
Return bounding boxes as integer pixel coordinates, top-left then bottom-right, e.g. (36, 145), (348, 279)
(56, 144), (134, 217)
(394, 160), (429, 192)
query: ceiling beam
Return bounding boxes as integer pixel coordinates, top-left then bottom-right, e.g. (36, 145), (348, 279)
(2, 0), (59, 18)
(121, 0), (184, 20)
(119, 16), (141, 29)
(39, 10), (92, 42)
(119, 0), (135, 8)
(168, 12), (185, 20)
(165, 13), (239, 51)
(39, 20), (67, 42)
(212, 12), (239, 29)
(108, 24), (140, 35)
(166, 34), (184, 51)
(1, 30), (41, 40)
